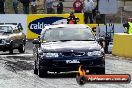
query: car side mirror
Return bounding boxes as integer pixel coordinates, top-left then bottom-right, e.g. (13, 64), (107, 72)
(97, 37), (105, 48)
(32, 39), (41, 44)
(92, 27), (96, 32)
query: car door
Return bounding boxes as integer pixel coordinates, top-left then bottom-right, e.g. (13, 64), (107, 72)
(12, 28), (21, 48)
(17, 29), (24, 44)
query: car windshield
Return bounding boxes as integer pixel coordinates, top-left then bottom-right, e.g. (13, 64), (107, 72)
(0, 26), (13, 33)
(43, 27), (95, 42)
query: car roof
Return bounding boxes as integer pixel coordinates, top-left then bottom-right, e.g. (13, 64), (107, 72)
(0, 24), (17, 30)
(41, 24), (91, 35)
(45, 24), (89, 29)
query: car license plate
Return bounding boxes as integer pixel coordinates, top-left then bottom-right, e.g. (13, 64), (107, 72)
(66, 60), (80, 64)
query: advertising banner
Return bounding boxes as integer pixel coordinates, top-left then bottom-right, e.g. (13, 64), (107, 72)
(27, 13), (84, 39)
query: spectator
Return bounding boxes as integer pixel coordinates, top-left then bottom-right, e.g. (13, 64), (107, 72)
(92, 0), (97, 20)
(73, 0), (83, 13)
(20, 0), (30, 14)
(13, 0), (18, 14)
(45, 0), (55, 14)
(95, 11), (101, 24)
(123, 18), (132, 34)
(57, 0), (63, 14)
(67, 12), (80, 24)
(83, 0), (94, 24)
(0, 0), (5, 14)
(31, 0), (38, 14)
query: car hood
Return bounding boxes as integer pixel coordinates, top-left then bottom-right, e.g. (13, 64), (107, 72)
(41, 41), (101, 52)
(0, 33), (9, 39)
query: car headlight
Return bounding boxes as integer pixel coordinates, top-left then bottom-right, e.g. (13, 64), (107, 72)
(46, 53), (59, 57)
(101, 48), (104, 53)
(39, 53), (59, 58)
(87, 51), (102, 56)
(0, 39), (10, 44)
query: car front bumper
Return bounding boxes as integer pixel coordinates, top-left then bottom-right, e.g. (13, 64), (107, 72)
(39, 56), (105, 72)
(0, 44), (10, 51)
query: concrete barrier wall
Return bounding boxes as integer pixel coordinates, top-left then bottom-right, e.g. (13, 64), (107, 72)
(112, 33), (132, 58)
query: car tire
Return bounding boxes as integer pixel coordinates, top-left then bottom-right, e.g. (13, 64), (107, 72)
(34, 61), (38, 75)
(9, 43), (13, 54)
(18, 44), (25, 53)
(38, 67), (47, 78)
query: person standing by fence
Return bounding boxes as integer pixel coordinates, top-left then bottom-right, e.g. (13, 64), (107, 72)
(20, 0), (30, 14)
(67, 12), (80, 24)
(31, 0), (38, 14)
(57, 0), (63, 14)
(0, 0), (5, 14)
(45, 0), (55, 14)
(83, 0), (94, 24)
(73, 0), (83, 13)
(13, 0), (18, 14)
(123, 18), (132, 34)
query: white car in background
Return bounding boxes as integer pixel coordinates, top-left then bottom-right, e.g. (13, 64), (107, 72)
(108, 42), (113, 54)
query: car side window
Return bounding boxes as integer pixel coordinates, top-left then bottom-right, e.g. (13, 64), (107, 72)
(7, 27), (13, 33)
(1, 26), (13, 34)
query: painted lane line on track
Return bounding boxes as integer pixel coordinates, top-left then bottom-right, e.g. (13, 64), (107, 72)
(0, 53), (33, 57)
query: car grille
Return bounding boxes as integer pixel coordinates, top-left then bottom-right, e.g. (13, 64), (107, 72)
(60, 52), (85, 57)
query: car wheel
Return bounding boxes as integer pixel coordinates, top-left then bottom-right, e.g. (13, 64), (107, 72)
(9, 43), (13, 54)
(34, 61), (38, 75)
(38, 67), (47, 78)
(18, 44), (25, 53)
